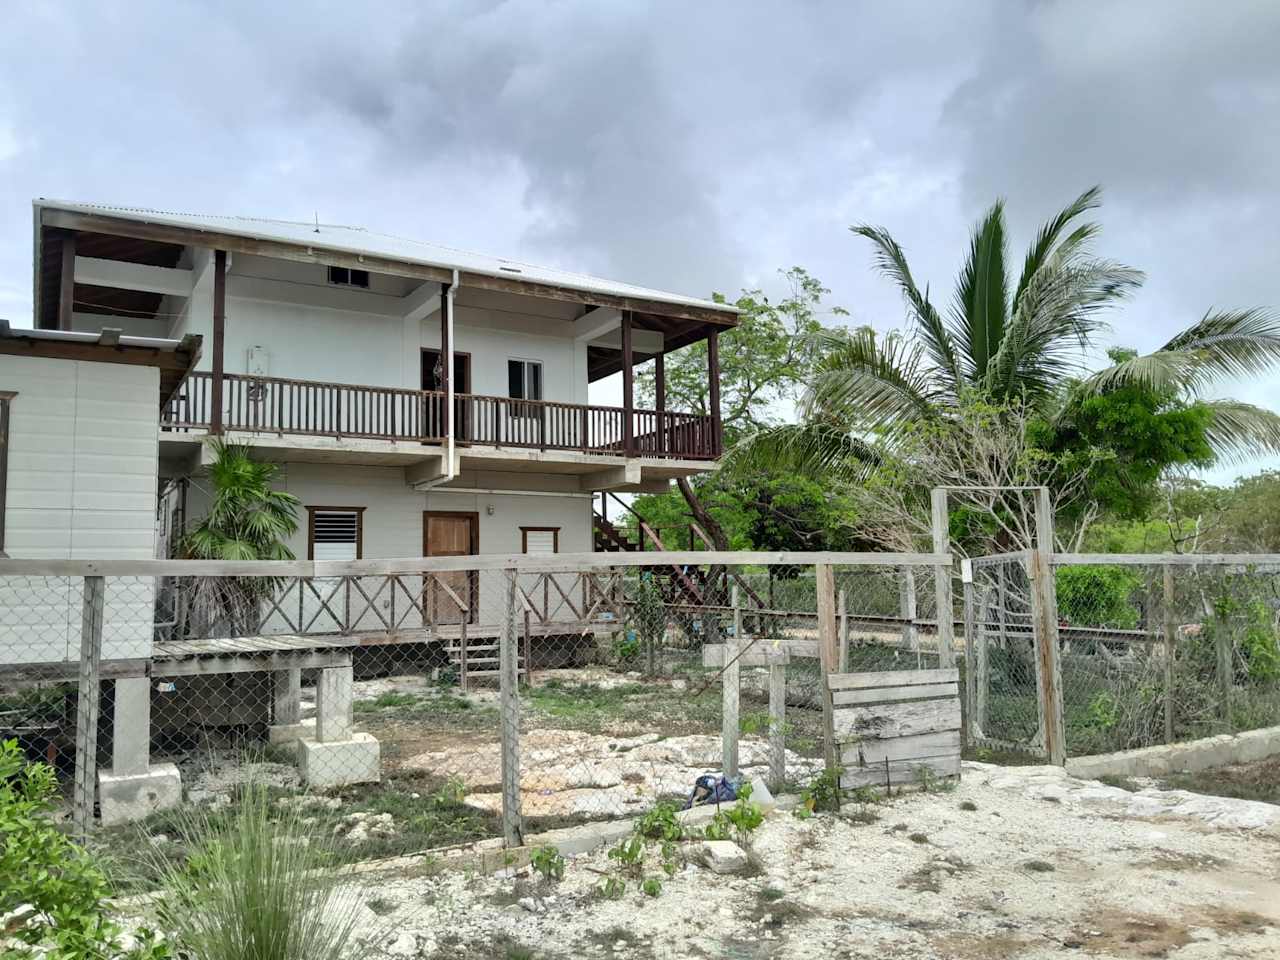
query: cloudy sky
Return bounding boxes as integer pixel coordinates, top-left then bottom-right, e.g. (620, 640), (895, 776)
(2, 1), (1278, 479)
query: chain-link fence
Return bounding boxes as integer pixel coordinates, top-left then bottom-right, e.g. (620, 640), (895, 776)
(0, 552), (949, 873)
(1050, 555), (1280, 757)
(960, 552), (1280, 761)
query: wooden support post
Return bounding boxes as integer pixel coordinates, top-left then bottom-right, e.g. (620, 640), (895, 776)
(975, 582), (989, 736)
(621, 311), (635, 456)
(707, 329), (722, 455)
(722, 585), (741, 779)
(58, 231), (77, 331)
(1162, 564), (1176, 743)
(1216, 606), (1234, 726)
(499, 569), (524, 847)
(996, 564), (1008, 648)
(459, 618), (469, 693)
(73, 575), (104, 837)
(1031, 488), (1066, 765)
(837, 589), (849, 673)
(654, 351), (666, 455)
(210, 250), (227, 435)
(523, 608), (533, 687)
(272, 668), (302, 725)
(815, 563), (839, 804)
(961, 560), (977, 744)
(899, 566), (919, 663)
(768, 655), (786, 793)
(930, 489), (956, 667)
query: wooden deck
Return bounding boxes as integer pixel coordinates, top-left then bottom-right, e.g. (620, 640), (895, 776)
(152, 634), (358, 677)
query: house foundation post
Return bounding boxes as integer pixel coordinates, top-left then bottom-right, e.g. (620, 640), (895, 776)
(98, 676), (182, 826)
(298, 663), (380, 788)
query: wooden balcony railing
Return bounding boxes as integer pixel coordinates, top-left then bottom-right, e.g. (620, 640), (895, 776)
(162, 371), (721, 460)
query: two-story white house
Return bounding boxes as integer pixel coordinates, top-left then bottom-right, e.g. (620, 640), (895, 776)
(5, 199), (737, 813)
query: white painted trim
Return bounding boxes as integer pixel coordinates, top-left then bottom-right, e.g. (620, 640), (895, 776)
(74, 256), (193, 298)
(574, 307), (621, 342)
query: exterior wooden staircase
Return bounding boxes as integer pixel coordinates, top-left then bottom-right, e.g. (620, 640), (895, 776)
(445, 634), (525, 689)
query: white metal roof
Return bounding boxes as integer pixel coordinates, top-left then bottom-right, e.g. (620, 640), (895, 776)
(33, 199), (738, 316)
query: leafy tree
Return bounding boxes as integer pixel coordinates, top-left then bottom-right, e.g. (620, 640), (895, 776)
(636, 267), (847, 448)
(732, 188), (1280, 550)
(1213, 471), (1280, 552)
(737, 187), (1280, 481)
(635, 267), (847, 547)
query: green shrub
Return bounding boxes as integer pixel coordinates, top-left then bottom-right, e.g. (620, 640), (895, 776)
(1056, 565), (1140, 628)
(530, 845), (565, 883)
(0, 739), (166, 959)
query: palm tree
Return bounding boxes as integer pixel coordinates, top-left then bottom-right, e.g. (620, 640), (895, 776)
(735, 187), (1280, 479)
(182, 440), (300, 636)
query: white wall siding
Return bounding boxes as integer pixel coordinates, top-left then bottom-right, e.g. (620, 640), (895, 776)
(0, 356), (159, 663)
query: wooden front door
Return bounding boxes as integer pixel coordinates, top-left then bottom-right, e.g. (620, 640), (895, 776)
(423, 511), (478, 624)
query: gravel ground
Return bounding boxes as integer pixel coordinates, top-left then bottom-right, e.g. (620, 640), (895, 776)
(341, 762), (1280, 959)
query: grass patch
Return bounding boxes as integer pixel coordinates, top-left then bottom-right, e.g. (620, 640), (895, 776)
(365, 896), (397, 916)
(959, 800), (978, 811)
(907, 832), (929, 844)
(527, 679), (721, 736)
(1024, 859), (1055, 873)
(1098, 773), (1144, 792)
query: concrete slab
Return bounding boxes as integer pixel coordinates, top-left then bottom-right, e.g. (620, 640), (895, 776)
(298, 732), (380, 788)
(98, 763), (182, 826)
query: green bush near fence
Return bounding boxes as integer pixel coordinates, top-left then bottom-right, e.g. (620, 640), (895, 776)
(1055, 565), (1141, 629)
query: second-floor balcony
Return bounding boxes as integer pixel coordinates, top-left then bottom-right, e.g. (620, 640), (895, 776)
(162, 370), (721, 461)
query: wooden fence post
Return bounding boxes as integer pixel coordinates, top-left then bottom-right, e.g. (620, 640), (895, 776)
(499, 568), (524, 847)
(899, 566), (919, 667)
(722, 586), (741, 779)
(815, 563), (839, 804)
(930, 489), (956, 667)
(1162, 564), (1176, 743)
(1031, 488), (1066, 765)
(961, 559), (977, 744)
(767, 653), (786, 793)
(837, 589), (848, 673)
(74, 575), (105, 838)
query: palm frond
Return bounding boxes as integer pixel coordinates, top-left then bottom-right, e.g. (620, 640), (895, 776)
(1199, 399), (1280, 463)
(799, 327), (945, 433)
(723, 421), (882, 486)
(1081, 308), (1280, 396)
(951, 200), (1009, 382)
(1012, 185), (1102, 313)
(988, 258), (1142, 404)
(850, 224), (963, 395)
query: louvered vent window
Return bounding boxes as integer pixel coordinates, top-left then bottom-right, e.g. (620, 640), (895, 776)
(521, 527), (558, 554)
(308, 507), (363, 561)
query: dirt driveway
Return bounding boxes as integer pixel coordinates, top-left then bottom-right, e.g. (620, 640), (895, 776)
(347, 762), (1280, 959)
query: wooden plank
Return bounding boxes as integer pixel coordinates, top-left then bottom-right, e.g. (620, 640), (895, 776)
(831, 682), (958, 707)
(840, 754), (960, 790)
(1162, 565), (1176, 743)
(702, 640), (800, 668)
(837, 589), (848, 672)
(4, 657), (148, 682)
(722, 635), (739, 778)
(153, 650), (352, 677)
(828, 667), (959, 691)
(0, 550), (954, 578)
(1032, 488), (1065, 765)
(1052, 552), (1280, 567)
(768, 659), (786, 792)
(840, 729), (961, 765)
(833, 698), (961, 741)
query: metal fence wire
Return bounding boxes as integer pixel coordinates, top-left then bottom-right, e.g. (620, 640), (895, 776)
(0, 552), (949, 865)
(961, 552), (1280, 760)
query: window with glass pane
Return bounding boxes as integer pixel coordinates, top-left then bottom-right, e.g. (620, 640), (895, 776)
(507, 359), (543, 418)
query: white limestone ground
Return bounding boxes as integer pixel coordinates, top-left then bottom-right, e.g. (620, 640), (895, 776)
(340, 761), (1280, 959)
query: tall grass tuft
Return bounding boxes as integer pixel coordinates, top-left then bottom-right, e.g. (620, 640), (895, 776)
(149, 785), (362, 960)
